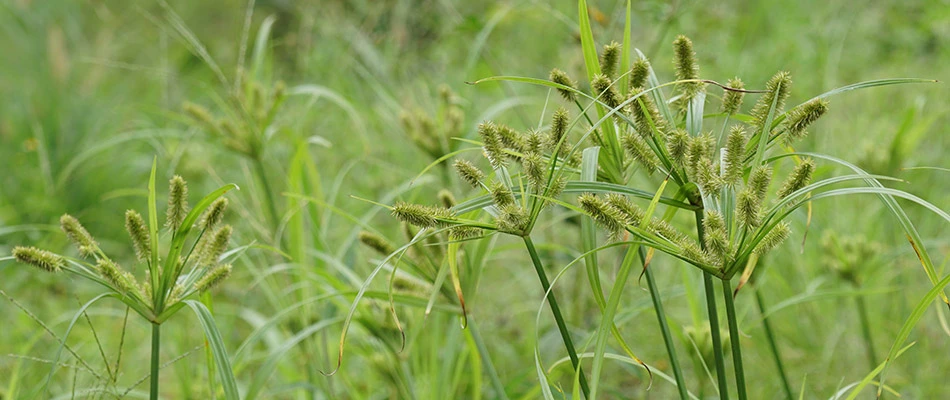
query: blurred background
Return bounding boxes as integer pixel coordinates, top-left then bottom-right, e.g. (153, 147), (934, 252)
(1, 0), (948, 398)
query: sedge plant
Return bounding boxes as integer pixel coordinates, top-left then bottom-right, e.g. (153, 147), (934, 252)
(9, 160), (240, 399)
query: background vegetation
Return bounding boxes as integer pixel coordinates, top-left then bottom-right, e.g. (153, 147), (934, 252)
(1, 0), (948, 398)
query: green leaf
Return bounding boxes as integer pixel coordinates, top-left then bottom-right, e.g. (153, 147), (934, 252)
(244, 317), (343, 400)
(184, 300), (240, 400)
(577, 0), (601, 82)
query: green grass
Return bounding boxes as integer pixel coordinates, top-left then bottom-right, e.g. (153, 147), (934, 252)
(1, 0), (949, 398)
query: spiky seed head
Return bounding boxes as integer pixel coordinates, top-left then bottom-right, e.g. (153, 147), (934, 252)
(695, 158), (724, 194)
(703, 211), (731, 266)
(524, 130), (546, 154)
(629, 58), (650, 90)
(723, 126), (747, 185)
(60, 214), (97, 258)
(438, 189), (457, 209)
(12, 246), (64, 272)
(391, 202), (454, 228)
(578, 194), (627, 241)
(777, 159), (816, 199)
(183, 102), (216, 130)
(496, 205), (529, 235)
(785, 98), (829, 142)
(358, 231), (396, 256)
(754, 222), (791, 255)
(628, 87), (667, 138)
(454, 159), (484, 189)
(489, 181), (514, 208)
(687, 133), (715, 175)
(449, 226), (482, 241)
(522, 153), (545, 188)
(673, 35), (704, 103)
(667, 129), (690, 163)
(648, 217), (690, 245)
(446, 107), (464, 137)
(751, 71), (792, 129)
(201, 225), (232, 267)
(124, 210), (151, 263)
(622, 133), (660, 174)
(165, 175), (189, 231)
(600, 41), (621, 78)
(547, 176), (568, 199)
(201, 198), (228, 230)
(96, 259), (140, 295)
(478, 122), (507, 169)
(721, 78), (745, 115)
(591, 74), (621, 110)
(550, 107), (570, 150)
(736, 189), (761, 228)
(749, 166), (773, 203)
(550, 68), (578, 102)
(604, 194), (645, 227)
(195, 264), (232, 292)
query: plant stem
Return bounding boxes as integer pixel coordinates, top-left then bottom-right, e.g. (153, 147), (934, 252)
(854, 293), (878, 369)
(252, 155), (280, 232)
(695, 210), (729, 400)
(721, 279), (747, 400)
(468, 317), (510, 400)
(150, 323), (161, 400)
(754, 287), (793, 400)
(640, 248), (689, 400)
(522, 235), (590, 399)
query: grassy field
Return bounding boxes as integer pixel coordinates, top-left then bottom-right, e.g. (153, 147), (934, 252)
(1, 0), (949, 398)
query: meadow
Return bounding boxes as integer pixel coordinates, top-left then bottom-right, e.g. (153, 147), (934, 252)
(1, 0), (949, 398)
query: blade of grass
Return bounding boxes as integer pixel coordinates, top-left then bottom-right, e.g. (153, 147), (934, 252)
(183, 300), (240, 400)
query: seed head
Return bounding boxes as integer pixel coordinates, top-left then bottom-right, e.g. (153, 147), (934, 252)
(454, 159), (484, 189)
(195, 264), (232, 292)
(749, 166), (773, 204)
(695, 158), (723, 194)
(578, 194), (627, 241)
(522, 153), (546, 188)
(496, 124), (525, 154)
(165, 175), (189, 231)
(600, 41), (621, 78)
(667, 129), (690, 163)
(622, 132), (660, 174)
(392, 202), (453, 228)
(200, 225), (232, 267)
(547, 176), (568, 199)
(550, 68), (578, 102)
(703, 211), (731, 266)
(449, 226), (483, 241)
(628, 87), (668, 138)
(721, 78), (745, 115)
(605, 194), (645, 227)
(550, 107), (570, 152)
(358, 231), (396, 256)
(723, 126), (747, 185)
(478, 122), (507, 169)
(785, 98), (829, 142)
(438, 189), (457, 209)
(524, 130), (546, 154)
(628, 58), (650, 91)
(754, 222), (791, 255)
(12, 246), (64, 272)
(751, 71), (792, 129)
(125, 210), (151, 263)
(673, 35), (704, 102)
(591, 74), (622, 110)
(183, 102), (217, 131)
(496, 205), (529, 235)
(687, 133), (715, 175)
(60, 214), (98, 258)
(201, 198), (228, 230)
(96, 259), (141, 296)
(648, 217), (690, 245)
(489, 181), (514, 208)
(736, 189), (761, 228)
(776, 159), (816, 199)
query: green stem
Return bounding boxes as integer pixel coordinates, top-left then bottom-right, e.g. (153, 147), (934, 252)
(721, 279), (747, 400)
(640, 248), (689, 400)
(695, 210), (729, 400)
(854, 293), (878, 369)
(252, 155), (280, 232)
(468, 318), (510, 400)
(522, 236), (591, 399)
(754, 287), (793, 400)
(150, 323), (161, 400)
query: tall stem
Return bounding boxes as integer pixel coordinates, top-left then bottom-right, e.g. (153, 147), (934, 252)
(695, 210), (729, 400)
(252, 155), (280, 232)
(721, 279), (747, 400)
(468, 317), (510, 400)
(522, 236), (591, 399)
(640, 248), (689, 399)
(854, 293), (878, 368)
(150, 323), (161, 400)
(754, 287), (793, 400)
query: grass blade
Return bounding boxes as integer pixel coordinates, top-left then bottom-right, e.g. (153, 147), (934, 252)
(183, 300), (240, 400)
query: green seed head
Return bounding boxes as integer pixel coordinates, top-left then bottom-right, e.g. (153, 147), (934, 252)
(687, 133), (715, 175)
(751, 71), (792, 129)
(703, 211), (731, 266)
(195, 263), (232, 293)
(777, 159), (816, 199)
(496, 124), (525, 154)
(96, 259), (140, 296)
(201, 225), (232, 267)
(736, 189), (761, 228)
(785, 98), (829, 142)
(600, 41), (621, 78)
(628, 58), (650, 91)
(392, 202), (453, 228)
(478, 122), (507, 169)
(754, 222), (791, 255)
(201, 198), (228, 230)
(358, 231), (396, 256)
(648, 217), (690, 245)
(438, 189), (457, 209)
(695, 158), (723, 194)
(721, 78), (745, 115)
(550, 107), (570, 152)
(60, 214), (98, 258)
(165, 175), (189, 231)
(549, 68), (578, 102)
(496, 205), (529, 235)
(628, 87), (668, 138)
(604, 194), (645, 227)
(621, 132), (660, 174)
(749, 166), (773, 204)
(524, 130), (546, 155)
(449, 226), (483, 241)
(723, 126), (748, 185)
(667, 129), (690, 163)
(547, 176), (568, 199)
(183, 102), (217, 130)
(673, 35), (704, 102)
(489, 181), (514, 208)
(124, 210), (151, 263)
(591, 74), (622, 110)
(578, 193), (627, 241)
(454, 159), (484, 189)
(522, 153), (545, 188)
(12, 246), (64, 273)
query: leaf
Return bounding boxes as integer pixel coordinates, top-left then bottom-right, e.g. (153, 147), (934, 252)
(44, 293), (115, 394)
(184, 300), (240, 400)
